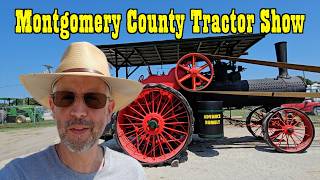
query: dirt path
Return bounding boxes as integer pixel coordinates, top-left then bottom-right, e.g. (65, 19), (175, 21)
(0, 127), (59, 167)
(0, 125), (319, 180)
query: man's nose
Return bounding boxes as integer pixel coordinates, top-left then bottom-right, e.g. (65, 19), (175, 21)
(70, 97), (88, 118)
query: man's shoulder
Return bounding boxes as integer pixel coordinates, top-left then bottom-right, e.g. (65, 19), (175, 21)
(106, 146), (142, 168)
(0, 146), (55, 179)
(102, 146), (145, 179)
(9, 146), (53, 166)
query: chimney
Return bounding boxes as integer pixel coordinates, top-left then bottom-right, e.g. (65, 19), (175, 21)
(275, 42), (289, 78)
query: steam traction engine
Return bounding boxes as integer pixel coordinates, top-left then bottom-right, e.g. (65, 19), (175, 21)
(98, 34), (316, 166)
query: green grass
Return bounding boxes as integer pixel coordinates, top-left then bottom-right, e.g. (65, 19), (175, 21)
(0, 120), (56, 132)
(223, 108), (320, 125)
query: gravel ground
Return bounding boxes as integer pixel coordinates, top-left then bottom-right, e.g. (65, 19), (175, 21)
(0, 125), (319, 180)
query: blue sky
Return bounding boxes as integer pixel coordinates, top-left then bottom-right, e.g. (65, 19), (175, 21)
(0, 0), (319, 98)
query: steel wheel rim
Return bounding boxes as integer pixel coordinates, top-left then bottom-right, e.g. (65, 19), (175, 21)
(266, 108), (314, 152)
(116, 86), (192, 164)
(246, 106), (266, 138)
(175, 53), (214, 91)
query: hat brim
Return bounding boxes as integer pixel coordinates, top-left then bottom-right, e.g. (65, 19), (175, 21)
(20, 72), (144, 112)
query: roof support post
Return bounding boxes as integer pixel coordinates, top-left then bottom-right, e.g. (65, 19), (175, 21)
(115, 51), (119, 77)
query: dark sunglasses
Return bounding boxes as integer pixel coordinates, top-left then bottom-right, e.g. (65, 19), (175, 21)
(51, 91), (110, 109)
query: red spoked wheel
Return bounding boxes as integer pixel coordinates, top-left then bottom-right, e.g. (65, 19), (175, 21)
(262, 107), (315, 153)
(246, 106), (268, 139)
(175, 53), (214, 91)
(115, 83), (194, 165)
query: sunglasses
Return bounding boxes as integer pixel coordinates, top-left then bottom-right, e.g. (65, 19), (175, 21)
(51, 91), (110, 109)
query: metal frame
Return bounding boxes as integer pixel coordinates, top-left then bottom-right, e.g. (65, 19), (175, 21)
(97, 34), (266, 79)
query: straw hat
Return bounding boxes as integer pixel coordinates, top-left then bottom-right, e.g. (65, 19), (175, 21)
(20, 42), (143, 112)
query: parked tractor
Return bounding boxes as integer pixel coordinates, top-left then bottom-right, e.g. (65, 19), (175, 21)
(0, 98), (44, 123)
(97, 34), (320, 166)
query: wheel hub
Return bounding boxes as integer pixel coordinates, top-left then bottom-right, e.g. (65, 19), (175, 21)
(283, 125), (294, 135)
(143, 113), (165, 135)
(148, 119), (159, 129)
(189, 67), (198, 75)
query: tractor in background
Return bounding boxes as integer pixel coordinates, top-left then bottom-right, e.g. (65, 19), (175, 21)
(0, 98), (44, 123)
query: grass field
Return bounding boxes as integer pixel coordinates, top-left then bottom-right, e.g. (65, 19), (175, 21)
(223, 108), (320, 125)
(0, 120), (56, 132)
(0, 108), (319, 132)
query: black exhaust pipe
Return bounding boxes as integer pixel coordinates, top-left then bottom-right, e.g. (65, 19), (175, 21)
(275, 42), (289, 78)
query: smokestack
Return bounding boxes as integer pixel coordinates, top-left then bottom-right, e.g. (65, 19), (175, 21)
(275, 42), (289, 78)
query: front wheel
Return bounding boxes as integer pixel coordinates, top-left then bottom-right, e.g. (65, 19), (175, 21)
(16, 115), (26, 123)
(262, 107), (315, 153)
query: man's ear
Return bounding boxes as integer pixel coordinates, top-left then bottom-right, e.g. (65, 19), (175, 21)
(107, 100), (115, 114)
(48, 97), (55, 118)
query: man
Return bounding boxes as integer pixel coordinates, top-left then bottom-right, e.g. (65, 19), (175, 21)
(0, 42), (145, 179)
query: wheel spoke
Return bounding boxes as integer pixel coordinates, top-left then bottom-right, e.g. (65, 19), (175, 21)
(118, 123), (142, 126)
(291, 119), (301, 127)
(160, 133), (174, 152)
(277, 133), (286, 146)
(142, 134), (150, 156)
(253, 126), (262, 133)
(197, 73), (210, 82)
(286, 134), (289, 149)
(178, 74), (191, 83)
(254, 111), (265, 119)
(178, 64), (190, 71)
(143, 96), (151, 114)
(294, 126), (306, 130)
(156, 92), (163, 113)
(165, 122), (189, 125)
(164, 111), (187, 121)
(123, 113), (144, 122)
(268, 128), (283, 132)
(146, 135), (158, 157)
(129, 106), (146, 118)
(192, 55), (196, 67)
(159, 97), (172, 115)
(293, 131), (305, 137)
(289, 135), (298, 147)
(151, 91), (155, 113)
(131, 130), (145, 148)
(136, 100), (148, 116)
(192, 77), (196, 90)
(275, 112), (287, 125)
(162, 101), (182, 118)
(197, 64), (209, 72)
(292, 133), (303, 141)
(124, 127), (143, 137)
(157, 135), (166, 157)
(270, 131), (282, 140)
(164, 126), (188, 135)
(162, 130), (182, 146)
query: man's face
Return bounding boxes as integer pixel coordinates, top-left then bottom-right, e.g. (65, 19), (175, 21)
(49, 76), (115, 153)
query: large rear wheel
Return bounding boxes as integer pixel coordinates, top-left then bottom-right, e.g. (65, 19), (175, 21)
(115, 84), (194, 166)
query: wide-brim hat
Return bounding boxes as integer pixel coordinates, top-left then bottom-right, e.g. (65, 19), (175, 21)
(20, 42), (143, 112)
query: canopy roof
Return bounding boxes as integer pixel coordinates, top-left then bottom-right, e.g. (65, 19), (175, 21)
(97, 34), (266, 68)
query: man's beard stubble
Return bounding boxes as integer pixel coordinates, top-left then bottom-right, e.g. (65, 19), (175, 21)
(56, 119), (104, 153)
